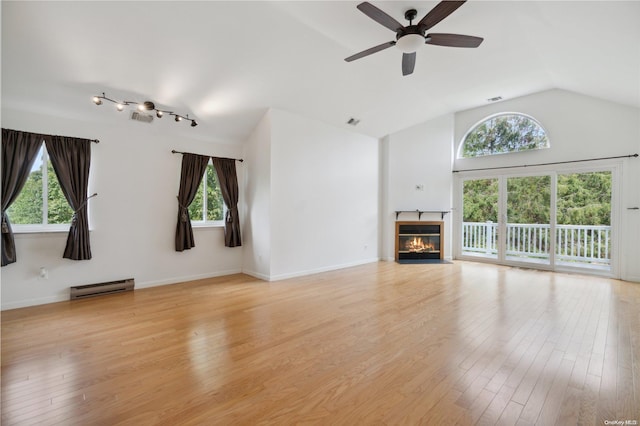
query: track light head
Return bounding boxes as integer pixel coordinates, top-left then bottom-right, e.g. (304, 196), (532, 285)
(156, 111), (164, 118)
(142, 101), (155, 111)
(175, 115), (182, 122)
(116, 103), (125, 111)
(191, 120), (198, 127)
(93, 96), (102, 105)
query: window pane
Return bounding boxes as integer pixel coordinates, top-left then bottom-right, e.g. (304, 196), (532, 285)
(47, 161), (73, 224)
(462, 178), (499, 259)
(188, 176), (205, 221)
(557, 172), (611, 226)
(206, 166), (224, 221)
(506, 175), (551, 265)
(6, 146), (44, 224)
(462, 114), (549, 158)
(556, 171), (612, 269)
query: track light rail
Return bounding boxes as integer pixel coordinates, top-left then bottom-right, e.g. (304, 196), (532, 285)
(92, 92), (198, 127)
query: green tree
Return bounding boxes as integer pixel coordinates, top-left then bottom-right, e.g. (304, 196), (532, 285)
(557, 172), (611, 225)
(463, 179), (498, 222)
(48, 162), (73, 224)
(205, 165), (224, 221)
(507, 175), (551, 224)
(463, 115), (549, 158)
(7, 169), (43, 224)
(6, 155), (74, 225)
(188, 164), (224, 221)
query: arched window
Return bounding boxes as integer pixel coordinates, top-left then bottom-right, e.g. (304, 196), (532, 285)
(459, 113), (549, 158)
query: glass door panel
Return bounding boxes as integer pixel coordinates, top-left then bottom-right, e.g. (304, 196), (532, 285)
(506, 175), (551, 265)
(462, 178), (499, 259)
(556, 171), (612, 271)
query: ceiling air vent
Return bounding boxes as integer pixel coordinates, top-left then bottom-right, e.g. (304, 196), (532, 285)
(130, 111), (154, 123)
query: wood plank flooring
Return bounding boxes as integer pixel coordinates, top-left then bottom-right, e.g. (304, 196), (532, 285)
(2, 261), (639, 425)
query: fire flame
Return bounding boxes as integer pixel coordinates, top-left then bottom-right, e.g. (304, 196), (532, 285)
(406, 237), (435, 253)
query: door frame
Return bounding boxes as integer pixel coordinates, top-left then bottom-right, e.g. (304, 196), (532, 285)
(453, 161), (621, 278)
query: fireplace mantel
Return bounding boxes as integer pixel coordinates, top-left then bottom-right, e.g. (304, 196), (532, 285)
(395, 210), (450, 220)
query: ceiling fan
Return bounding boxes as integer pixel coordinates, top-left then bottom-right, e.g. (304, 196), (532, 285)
(345, 1), (483, 76)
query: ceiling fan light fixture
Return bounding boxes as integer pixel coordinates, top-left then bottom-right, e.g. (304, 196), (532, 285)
(396, 34), (424, 53)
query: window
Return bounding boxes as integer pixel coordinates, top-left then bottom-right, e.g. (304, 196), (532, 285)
(460, 113), (549, 158)
(188, 159), (225, 225)
(7, 144), (73, 231)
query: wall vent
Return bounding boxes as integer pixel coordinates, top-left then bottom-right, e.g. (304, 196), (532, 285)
(70, 278), (135, 300)
(130, 111), (154, 123)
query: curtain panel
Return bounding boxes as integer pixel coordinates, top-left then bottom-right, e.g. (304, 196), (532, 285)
(175, 153), (210, 251)
(45, 136), (93, 260)
(1, 129), (46, 266)
(212, 157), (242, 247)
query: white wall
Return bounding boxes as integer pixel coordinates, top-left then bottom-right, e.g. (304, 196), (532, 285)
(240, 109), (380, 281)
(241, 111), (272, 280)
(1, 108), (244, 309)
(452, 89), (640, 281)
(381, 114), (455, 261)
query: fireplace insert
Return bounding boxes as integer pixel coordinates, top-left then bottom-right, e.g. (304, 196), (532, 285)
(395, 221), (443, 262)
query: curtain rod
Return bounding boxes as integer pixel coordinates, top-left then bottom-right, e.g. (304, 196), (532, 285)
(171, 149), (243, 162)
(452, 153), (638, 173)
(2, 128), (99, 143)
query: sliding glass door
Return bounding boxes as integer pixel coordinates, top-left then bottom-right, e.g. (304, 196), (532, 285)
(462, 178), (499, 259)
(556, 171), (612, 270)
(506, 175), (551, 265)
(459, 169), (614, 274)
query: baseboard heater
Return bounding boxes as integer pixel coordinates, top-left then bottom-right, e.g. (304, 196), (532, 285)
(70, 278), (135, 300)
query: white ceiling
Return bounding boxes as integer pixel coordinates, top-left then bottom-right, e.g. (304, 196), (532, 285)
(2, 1), (639, 145)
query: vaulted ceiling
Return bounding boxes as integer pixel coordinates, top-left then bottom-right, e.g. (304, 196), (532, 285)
(2, 1), (639, 145)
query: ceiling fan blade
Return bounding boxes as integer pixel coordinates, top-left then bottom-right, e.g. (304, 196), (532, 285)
(357, 2), (404, 32)
(345, 41), (396, 62)
(402, 52), (416, 76)
(417, 1), (466, 32)
(426, 33), (483, 48)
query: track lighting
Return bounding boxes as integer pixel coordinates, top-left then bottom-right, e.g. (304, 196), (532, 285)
(91, 92), (198, 128)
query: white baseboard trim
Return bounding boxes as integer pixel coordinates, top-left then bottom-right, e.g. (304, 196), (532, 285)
(241, 269), (270, 281)
(268, 257), (380, 282)
(1, 269), (244, 311)
(2, 294), (69, 311)
(136, 269), (243, 289)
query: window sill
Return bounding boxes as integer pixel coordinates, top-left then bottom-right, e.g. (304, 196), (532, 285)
(11, 226), (71, 234)
(191, 221), (225, 229)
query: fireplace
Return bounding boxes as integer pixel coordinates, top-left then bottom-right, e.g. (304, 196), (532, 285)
(395, 221), (443, 263)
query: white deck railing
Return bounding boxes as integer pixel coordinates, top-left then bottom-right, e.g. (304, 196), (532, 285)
(462, 222), (611, 266)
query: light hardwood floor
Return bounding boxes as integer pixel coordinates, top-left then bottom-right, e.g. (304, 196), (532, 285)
(2, 261), (639, 425)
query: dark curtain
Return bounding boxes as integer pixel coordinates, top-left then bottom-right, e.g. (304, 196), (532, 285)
(176, 153), (210, 251)
(212, 157), (242, 247)
(1, 129), (46, 266)
(45, 136), (93, 260)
